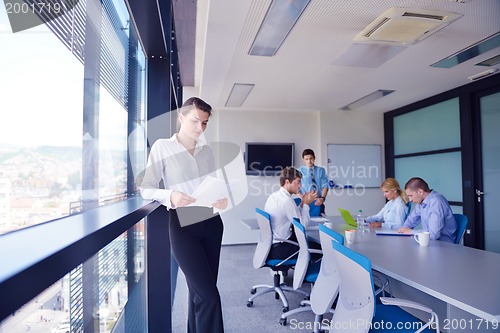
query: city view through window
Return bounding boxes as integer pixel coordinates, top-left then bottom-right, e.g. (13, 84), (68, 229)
(0, 1), (142, 331)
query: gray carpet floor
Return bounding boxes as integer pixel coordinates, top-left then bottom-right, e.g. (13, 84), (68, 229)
(172, 244), (333, 333)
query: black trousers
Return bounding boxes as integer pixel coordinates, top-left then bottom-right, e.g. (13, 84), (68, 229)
(268, 228), (322, 261)
(169, 207), (224, 333)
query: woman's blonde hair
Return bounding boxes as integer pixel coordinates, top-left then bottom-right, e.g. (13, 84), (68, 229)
(381, 178), (408, 204)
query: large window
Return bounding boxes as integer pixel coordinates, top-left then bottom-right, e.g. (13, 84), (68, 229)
(391, 98), (463, 210)
(0, 11), (84, 233)
(0, 0), (146, 234)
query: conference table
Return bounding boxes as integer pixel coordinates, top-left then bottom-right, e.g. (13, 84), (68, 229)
(241, 216), (500, 332)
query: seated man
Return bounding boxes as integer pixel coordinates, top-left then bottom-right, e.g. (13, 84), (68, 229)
(397, 177), (457, 243)
(265, 167), (320, 260)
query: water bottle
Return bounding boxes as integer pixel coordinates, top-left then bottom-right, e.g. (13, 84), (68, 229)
(357, 210), (365, 233)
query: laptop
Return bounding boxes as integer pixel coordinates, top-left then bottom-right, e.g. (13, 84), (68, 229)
(337, 208), (358, 229)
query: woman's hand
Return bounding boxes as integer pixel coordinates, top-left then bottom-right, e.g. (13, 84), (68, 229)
(170, 190), (196, 208)
(212, 197), (228, 210)
(369, 222), (382, 228)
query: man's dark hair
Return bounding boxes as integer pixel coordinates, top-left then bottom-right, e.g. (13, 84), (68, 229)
(302, 149), (315, 159)
(405, 177), (431, 192)
(280, 167), (302, 186)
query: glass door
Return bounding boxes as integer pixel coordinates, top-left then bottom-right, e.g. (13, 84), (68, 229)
(478, 90), (500, 253)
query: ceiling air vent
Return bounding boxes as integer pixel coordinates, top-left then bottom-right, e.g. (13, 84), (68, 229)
(354, 7), (462, 45)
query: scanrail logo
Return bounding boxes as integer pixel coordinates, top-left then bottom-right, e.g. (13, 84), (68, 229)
(3, 0), (79, 33)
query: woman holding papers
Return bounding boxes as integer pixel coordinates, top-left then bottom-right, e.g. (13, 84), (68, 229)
(366, 178), (409, 229)
(140, 97), (228, 333)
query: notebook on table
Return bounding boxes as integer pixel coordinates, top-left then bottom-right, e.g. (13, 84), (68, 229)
(375, 229), (414, 236)
(306, 216), (330, 230)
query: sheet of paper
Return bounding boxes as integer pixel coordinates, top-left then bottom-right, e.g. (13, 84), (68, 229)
(310, 216), (330, 223)
(187, 176), (229, 212)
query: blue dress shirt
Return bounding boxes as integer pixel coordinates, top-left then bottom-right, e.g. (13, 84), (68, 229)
(298, 165), (328, 196)
(403, 190), (457, 243)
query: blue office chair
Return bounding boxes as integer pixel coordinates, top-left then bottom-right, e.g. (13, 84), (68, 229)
(294, 197), (321, 217)
(247, 208), (308, 313)
(329, 240), (439, 333)
(453, 213), (468, 245)
(279, 218), (322, 326)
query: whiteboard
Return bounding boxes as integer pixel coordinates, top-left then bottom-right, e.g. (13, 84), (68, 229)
(327, 144), (382, 188)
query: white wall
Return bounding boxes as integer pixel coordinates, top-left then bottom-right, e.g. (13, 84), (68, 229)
(205, 108), (386, 244)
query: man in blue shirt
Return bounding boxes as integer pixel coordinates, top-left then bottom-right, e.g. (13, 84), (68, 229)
(298, 149), (329, 215)
(397, 177), (457, 243)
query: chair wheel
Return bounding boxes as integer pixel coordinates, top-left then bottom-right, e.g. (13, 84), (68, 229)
(246, 301), (253, 307)
(282, 306), (288, 313)
(279, 317), (287, 326)
(250, 288), (256, 294)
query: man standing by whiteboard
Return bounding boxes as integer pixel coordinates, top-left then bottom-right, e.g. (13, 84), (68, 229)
(298, 149), (329, 215)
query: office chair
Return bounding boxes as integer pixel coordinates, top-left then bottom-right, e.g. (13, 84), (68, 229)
(279, 218), (322, 326)
(329, 240), (439, 333)
(306, 224), (344, 332)
(453, 213), (468, 245)
(247, 208), (308, 313)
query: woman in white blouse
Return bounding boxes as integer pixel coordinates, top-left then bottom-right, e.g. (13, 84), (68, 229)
(367, 178), (409, 230)
(140, 97), (228, 333)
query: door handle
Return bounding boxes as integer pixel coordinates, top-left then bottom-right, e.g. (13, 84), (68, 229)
(476, 189), (484, 202)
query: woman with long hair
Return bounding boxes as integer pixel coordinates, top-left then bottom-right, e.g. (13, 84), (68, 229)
(366, 177), (409, 229)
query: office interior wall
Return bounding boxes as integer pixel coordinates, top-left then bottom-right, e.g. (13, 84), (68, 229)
(211, 109), (385, 244)
(318, 111), (385, 222)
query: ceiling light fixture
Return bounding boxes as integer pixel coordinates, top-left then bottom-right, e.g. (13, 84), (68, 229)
(340, 90), (395, 111)
(432, 32), (500, 68)
(476, 54), (500, 67)
(225, 84), (255, 107)
(467, 68), (498, 81)
(249, 0), (311, 57)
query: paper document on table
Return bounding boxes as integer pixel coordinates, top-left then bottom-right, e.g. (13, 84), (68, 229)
(375, 229), (415, 236)
(187, 176), (229, 212)
(310, 216), (329, 223)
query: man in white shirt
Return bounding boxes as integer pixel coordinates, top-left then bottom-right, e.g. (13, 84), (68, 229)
(264, 167), (319, 260)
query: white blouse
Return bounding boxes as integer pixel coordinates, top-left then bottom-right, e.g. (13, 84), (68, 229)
(365, 196), (408, 229)
(140, 134), (216, 210)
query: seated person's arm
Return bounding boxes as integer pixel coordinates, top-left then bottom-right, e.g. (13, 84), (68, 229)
(426, 211), (445, 240)
(397, 209), (420, 234)
(366, 206), (385, 227)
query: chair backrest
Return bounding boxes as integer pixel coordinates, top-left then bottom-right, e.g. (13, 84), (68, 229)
(453, 213), (468, 245)
(330, 241), (375, 333)
(291, 218), (311, 290)
(253, 208), (273, 269)
(309, 224), (342, 315)
(405, 202), (412, 220)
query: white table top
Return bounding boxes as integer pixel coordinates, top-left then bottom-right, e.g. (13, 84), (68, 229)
(241, 215), (500, 322)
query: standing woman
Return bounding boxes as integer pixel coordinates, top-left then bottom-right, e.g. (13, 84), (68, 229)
(366, 178), (409, 230)
(140, 97), (228, 333)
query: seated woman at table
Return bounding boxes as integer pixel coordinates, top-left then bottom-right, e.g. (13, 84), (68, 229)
(366, 178), (409, 229)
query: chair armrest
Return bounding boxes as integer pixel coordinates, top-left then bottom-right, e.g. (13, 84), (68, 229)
(275, 238), (299, 247)
(309, 249), (322, 255)
(380, 297), (434, 314)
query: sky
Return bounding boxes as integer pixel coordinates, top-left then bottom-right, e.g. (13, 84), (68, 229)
(0, 0), (133, 149)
